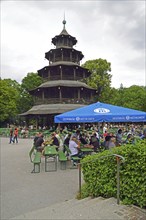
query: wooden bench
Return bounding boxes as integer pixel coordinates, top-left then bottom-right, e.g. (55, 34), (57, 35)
(71, 155), (81, 167)
(58, 151), (67, 170)
(64, 145), (82, 168)
(29, 146), (41, 173)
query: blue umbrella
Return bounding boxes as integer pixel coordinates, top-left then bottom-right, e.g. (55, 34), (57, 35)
(54, 102), (146, 123)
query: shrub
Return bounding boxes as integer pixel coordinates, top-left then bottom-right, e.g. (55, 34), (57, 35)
(81, 139), (146, 208)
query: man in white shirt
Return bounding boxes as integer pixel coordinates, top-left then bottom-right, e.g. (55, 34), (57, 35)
(69, 135), (81, 157)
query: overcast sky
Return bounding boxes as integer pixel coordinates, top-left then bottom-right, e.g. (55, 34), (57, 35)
(1, 0), (145, 88)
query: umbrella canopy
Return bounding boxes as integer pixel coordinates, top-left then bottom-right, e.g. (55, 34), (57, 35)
(54, 102), (146, 123)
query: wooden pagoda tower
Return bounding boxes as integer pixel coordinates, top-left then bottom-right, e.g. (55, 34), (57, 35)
(21, 20), (97, 127)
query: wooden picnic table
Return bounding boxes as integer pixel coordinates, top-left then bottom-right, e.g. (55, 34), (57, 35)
(80, 147), (94, 155)
(44, 145), (58, 172)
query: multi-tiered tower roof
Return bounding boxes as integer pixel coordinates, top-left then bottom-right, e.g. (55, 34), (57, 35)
(21, 20), (96, 125)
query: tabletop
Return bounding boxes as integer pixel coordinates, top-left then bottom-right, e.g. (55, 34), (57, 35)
(80, 147), (94, 152)
(44, 145), (58, 156)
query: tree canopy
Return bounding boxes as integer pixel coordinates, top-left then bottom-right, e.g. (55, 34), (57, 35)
(18, 72), (42, 114)
(0, 73), (42, 124)
(0, 79), (20, 123)
(110, 85), (146, 112)
(82, 58), (112, 101)
(21, 72), (42, 92)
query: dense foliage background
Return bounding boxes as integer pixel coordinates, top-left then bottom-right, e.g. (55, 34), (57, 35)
(0, 58), (146, 125)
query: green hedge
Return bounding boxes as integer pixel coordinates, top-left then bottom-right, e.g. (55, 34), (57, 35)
(81, 139), (146, 208)
(0, 128), (9, 136)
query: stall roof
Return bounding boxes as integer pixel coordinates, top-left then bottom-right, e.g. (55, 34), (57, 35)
(55, 102), (146, 123)
(20, 103), (86, 116)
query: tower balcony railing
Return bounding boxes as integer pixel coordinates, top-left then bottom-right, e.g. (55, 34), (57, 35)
(34, 98), (93, 105)
(50, 57), (80, 65)
(42, 75), (83, 81)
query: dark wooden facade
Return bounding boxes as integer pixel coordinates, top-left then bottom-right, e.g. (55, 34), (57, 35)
(21, 20), (97, 126)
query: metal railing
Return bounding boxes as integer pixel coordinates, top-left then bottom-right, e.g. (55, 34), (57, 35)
(78, 154), (125, 204)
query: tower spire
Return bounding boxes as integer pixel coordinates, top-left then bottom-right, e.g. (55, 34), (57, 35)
(62, 12), (66, 30)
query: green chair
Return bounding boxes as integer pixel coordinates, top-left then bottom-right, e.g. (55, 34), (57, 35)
(29, 146), (41, 173)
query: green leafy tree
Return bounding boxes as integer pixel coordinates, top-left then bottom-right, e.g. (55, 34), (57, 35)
(123, 85), (146, 111)
(110, 85), (146, 111)
(18, 72), (43, 113)
(21, 72), (42, 91)
(0, 79), (21, 123)
(82, 59), (112, 101)
(106, 84), (125, 106)
(102, 87), (118, 104)
(0, 73), (42, 124)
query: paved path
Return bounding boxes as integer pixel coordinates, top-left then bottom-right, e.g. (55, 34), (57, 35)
(1, 137), (79, 220)
(10, 197), (146, 220)
(1, 137), (146, 220)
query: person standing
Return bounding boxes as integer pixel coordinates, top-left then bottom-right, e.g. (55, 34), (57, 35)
(116, 129), (123, 146)
(33, 132), (40, 146)
(9, 128), (14, 144)
(13, 127), (19, 143)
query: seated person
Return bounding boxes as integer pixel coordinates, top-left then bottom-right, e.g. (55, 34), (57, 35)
(21, 128), (26, 138)
(51, 133), (60, 151)
(79, 133), (88, 145)
(107, 136), (116, 149)
(89, 133), (100, 152)
(63, 133), (71, 154)
(141, 129), (146, 139)
(71, 129), (80, 140)
(103, 130), (108, 140)
(80, 133), (94, 149)
(103, 135), (111, 150)
(125, 133), (135, 144)
(34, 133), (45, 152)
(64, 133), (71, 146)
(69, 135), (83, 159)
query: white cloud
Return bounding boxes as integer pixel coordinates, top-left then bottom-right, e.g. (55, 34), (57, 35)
(1, 0), (145, 88)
